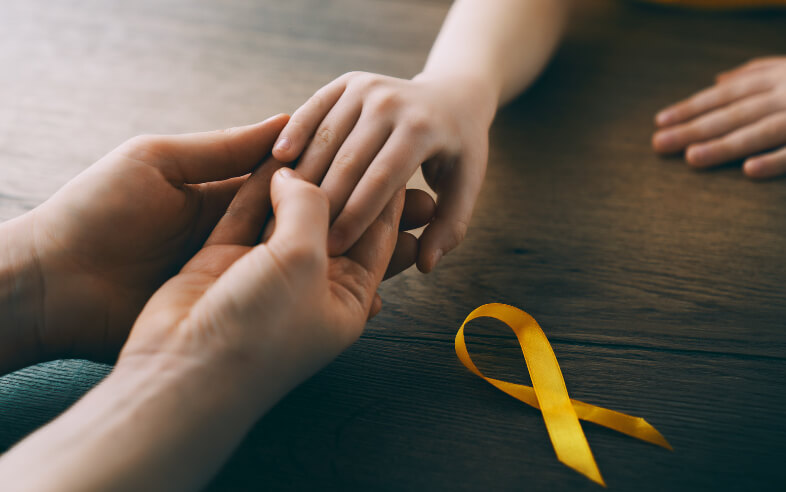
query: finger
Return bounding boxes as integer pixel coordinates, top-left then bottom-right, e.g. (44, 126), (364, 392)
(293, 94), (365, 184)
(204, 156), (286, 247)
(318, 113), (393, 220)
(267, 168), (330, 256)
(344, 189), (405, 286)
(686, 112), (786, 168)
(188, 175), (247, 248)
(744, 146), (786, 179)
(273, 76), (350, 162)
(121, 114), (289, 185)
(652, 90), (781, 154)
(328, 128), (430, 255)
(654, 76), (773, 128)
(367, 293), (382, 320)
(400, 188), (436, 231)
(417, 159), (484, 273)
(716, 57), (786, 83)
(384, 231), (418, 280)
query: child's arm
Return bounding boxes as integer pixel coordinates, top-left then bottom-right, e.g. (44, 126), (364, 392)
(652, 56), (786, 179)
(273, 0), (570, 272)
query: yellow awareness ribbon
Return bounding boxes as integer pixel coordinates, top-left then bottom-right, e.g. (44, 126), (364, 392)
(455, 304), (672, 486)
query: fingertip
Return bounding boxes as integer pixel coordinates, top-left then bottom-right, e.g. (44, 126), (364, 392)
(743, 158), (766, 179)
(368, 293), (382, 320)
(273, 166), (300, 182)
(685, 145), (707, 168)
(328, 227), (345, 256)
(651, 131), (667, 153)
(655, 110), (674, 127)
(384, 231), (417, 280)
(416, 246), (442, 273)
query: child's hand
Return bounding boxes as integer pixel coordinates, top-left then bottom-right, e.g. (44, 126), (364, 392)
(272, 72), (496, 272)
(652, 56), (786, 179)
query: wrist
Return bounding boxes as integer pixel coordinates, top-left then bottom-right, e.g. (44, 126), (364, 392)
(0, 215), (47, 373)
(413, 70), (500, 125)
(0, 347), (266, 492)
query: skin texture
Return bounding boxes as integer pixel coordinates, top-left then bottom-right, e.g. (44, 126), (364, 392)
(0, 115), (434, 373)
(272, 0), (570, 273)
(0, 168), (407, 492)
(653, 56), (786, 179)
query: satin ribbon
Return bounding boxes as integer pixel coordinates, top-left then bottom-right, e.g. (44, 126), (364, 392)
(455, 303), (672, 486)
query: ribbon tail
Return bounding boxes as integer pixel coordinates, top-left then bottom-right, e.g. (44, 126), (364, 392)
(570, 400), (673, 450)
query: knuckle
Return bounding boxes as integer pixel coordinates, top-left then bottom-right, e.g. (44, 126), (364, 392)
(282, 243), (324, 273)
(769, 112), (786, 133)
(119, 134), (167, 162)
(332, 150), (357, 171)
(364, 168), (394, 191)
(314, 125), (336, 146)
(343, 70), (368, 81)
(298, 182), (330, 208)
(717, 134), (738, 152)
(308, 91), (329, 113)
(368, 88), (400, 114)
(404, 110), (432, 135)
(450, 219), (469, 246)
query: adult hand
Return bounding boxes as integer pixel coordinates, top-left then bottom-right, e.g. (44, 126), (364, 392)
(653, 56), (786, 179)
(121, 165), (404, 410)
(0, 168), (405, 492)
(271, 71), (495, 272)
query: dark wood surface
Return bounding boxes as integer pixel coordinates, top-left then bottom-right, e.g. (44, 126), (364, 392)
(1, 0), (786, 490)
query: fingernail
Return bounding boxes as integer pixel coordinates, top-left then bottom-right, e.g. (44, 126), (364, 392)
(276, 167), (297, 179)
(328, 228), (343, 253)
(274, 137), (290, 152)
(431, 249), (443, 270)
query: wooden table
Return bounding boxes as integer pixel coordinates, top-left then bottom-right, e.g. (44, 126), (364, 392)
(1, 1), (785, 490)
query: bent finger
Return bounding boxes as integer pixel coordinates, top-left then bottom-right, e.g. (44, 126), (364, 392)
(273, 76), (350, 162)
(417, 161), (484, 273)
(328, 128), (431, 255)
(384, 231), (418, 280)
(318, 112), (392, 221)
(344, 189), (405, 286)
(293, 93), (364, 184)
(121, 114), (289, 185)
(400, 189), (436, 231)
(205, 157), (285, 247)
(268, 168), (330, 255)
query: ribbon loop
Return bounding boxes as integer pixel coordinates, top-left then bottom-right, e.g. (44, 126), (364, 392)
(456, 303), (672, 486)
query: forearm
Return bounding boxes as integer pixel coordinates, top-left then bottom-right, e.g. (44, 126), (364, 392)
(0, 351), (263, 492)
(421, 0), (570, 106)
(0, 215), (46, 374)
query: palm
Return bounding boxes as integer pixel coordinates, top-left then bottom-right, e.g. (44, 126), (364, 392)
(25, 118), (289, 361)
(121, 168), (404, 397)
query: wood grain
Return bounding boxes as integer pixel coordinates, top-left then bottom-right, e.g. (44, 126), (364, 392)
(1, 0), (785, 490)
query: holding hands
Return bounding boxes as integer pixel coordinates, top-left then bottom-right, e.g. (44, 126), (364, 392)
(0, 114), (434, 373)
(272, 71), (496, 272)
(0, 119), (427, 491)
(653, 56), (786, 178)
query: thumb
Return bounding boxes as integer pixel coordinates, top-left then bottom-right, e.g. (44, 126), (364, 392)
(267, 168), (330, 261)
(417, 160), (484, 273)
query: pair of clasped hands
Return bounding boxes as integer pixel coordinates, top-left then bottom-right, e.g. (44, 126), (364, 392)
(1, 113), (442, 386)
(6, 56), (786, 380)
